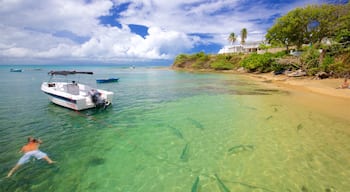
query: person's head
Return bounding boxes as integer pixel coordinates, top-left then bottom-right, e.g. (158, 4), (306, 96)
(28, 136), (34, 142)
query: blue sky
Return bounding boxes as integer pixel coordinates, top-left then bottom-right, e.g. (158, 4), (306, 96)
(0, 0), (347, 65)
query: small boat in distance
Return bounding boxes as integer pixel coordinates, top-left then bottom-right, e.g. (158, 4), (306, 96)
(96, 78), (119, 83)
(41, 71), (114, 111)
(10, 68), (23, 72)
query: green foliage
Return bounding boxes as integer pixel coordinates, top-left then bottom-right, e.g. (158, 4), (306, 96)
(173, 54), (190, 68)
(240, 53), (277, 72)
(329, 61), (350, 77)
(273, 51), (288, 58)
(173, 52), (210, 68)
(191, 51), (206, 59)
(321, 54), (334, 72)
(329, 52), (350, 77)
(209, 54), (234, 70)
(174, 54), (188, 62)
(266, 7), (307, 50)
(258, 43), (270, 50)
(240, 28), (247, 45)
(307, 67), (320, 76)
(301, 47), (320, 70)
(335, 29), (350, 44)
(210, 59), (234, 70)
(266, 3), (350, 49)
(172, 48), (349, 78)
(191, 52), (210, 69)
(228, 33), (237, 45)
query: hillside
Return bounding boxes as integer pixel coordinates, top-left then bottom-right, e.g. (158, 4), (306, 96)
(171, 50), (350, 78)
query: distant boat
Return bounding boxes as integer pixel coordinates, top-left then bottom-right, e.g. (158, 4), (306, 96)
(96, 78), (119, 83)
(10, 68), (23, 72)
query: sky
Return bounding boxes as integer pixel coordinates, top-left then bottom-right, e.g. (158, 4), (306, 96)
(0, 0), (347, 65)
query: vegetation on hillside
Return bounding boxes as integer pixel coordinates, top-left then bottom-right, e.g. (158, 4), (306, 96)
(172, 3), (350, 77)
(173, 52), (246, 70)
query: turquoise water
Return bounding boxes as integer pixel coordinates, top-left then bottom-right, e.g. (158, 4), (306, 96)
(0, 66), (349, 191)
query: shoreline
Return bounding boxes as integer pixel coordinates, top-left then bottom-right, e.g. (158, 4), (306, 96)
(171, 67), (350, 100)
(245, 72), (350, 100)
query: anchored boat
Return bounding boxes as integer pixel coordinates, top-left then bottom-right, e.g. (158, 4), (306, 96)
(96, 78), (119, 83)
(41, 70), (114, 110)
(10, 68), (23, 72)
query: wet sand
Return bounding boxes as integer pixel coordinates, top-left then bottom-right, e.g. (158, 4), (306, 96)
(248, 73), (350, 99)
(246, 72), (350, 122)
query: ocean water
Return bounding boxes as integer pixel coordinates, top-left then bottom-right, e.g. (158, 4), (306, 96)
(0, 65), (349, 192)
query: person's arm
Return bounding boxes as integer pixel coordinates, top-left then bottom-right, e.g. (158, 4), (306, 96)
(19, 146), (24, 153)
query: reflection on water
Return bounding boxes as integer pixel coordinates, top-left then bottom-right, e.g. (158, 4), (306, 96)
(0, 67), (349, 192)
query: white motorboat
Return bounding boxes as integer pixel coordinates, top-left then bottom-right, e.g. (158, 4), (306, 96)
(41, 71), (114, 110)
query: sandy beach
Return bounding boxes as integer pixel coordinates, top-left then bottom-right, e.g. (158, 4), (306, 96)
(245, 72), (350, 122)
(247, 73), (350, 99)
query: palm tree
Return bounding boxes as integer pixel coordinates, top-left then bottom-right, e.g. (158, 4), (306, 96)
(240, 28), (247, 45)
(228, 32), (237, 44)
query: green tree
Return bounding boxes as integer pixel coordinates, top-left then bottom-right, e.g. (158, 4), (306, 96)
(306, 5), (338, 44)
(266, 4), (350, 50)
(334, 3), (350, 43)
(240, 28), (248, 45)
(265, 18), (294, 51)
(228, 32), (237, 44)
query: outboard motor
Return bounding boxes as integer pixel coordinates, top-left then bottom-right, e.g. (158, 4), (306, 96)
(89, 89), (110, 109)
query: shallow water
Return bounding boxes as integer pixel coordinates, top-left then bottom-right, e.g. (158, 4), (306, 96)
(0, 66), (349, 192)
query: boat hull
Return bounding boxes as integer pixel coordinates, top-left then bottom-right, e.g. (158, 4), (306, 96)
(96, 78), (119, 83)
(10, 69), (23, 72)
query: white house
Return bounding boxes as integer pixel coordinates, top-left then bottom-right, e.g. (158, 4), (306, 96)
(218, 41), (262, 54)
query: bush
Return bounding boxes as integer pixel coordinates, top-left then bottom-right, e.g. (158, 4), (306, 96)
(321, 54), (334, 72)
(173, 54), (191, 67)
(172, 49), (349, 76)
(210, 59), (234, 70)
(189, 52), (209, 69)
(270, 62), (285, 72)
(301, 47), (320, 69)
(273, 51), (288, 58)
(240, 53), (276, 72)
(307, 67), (320, 76)
(329, 61), (350, 77)
(190, 51), (205, 59)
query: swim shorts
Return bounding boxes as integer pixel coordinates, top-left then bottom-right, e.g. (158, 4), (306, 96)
(17, 150), (47, 165)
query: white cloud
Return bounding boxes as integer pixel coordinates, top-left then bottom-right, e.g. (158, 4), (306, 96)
(0, 0), (112, 36)
(116, 0), (325, 44)
(0, 0), (327, 64)
(73, 25), (196, 60)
